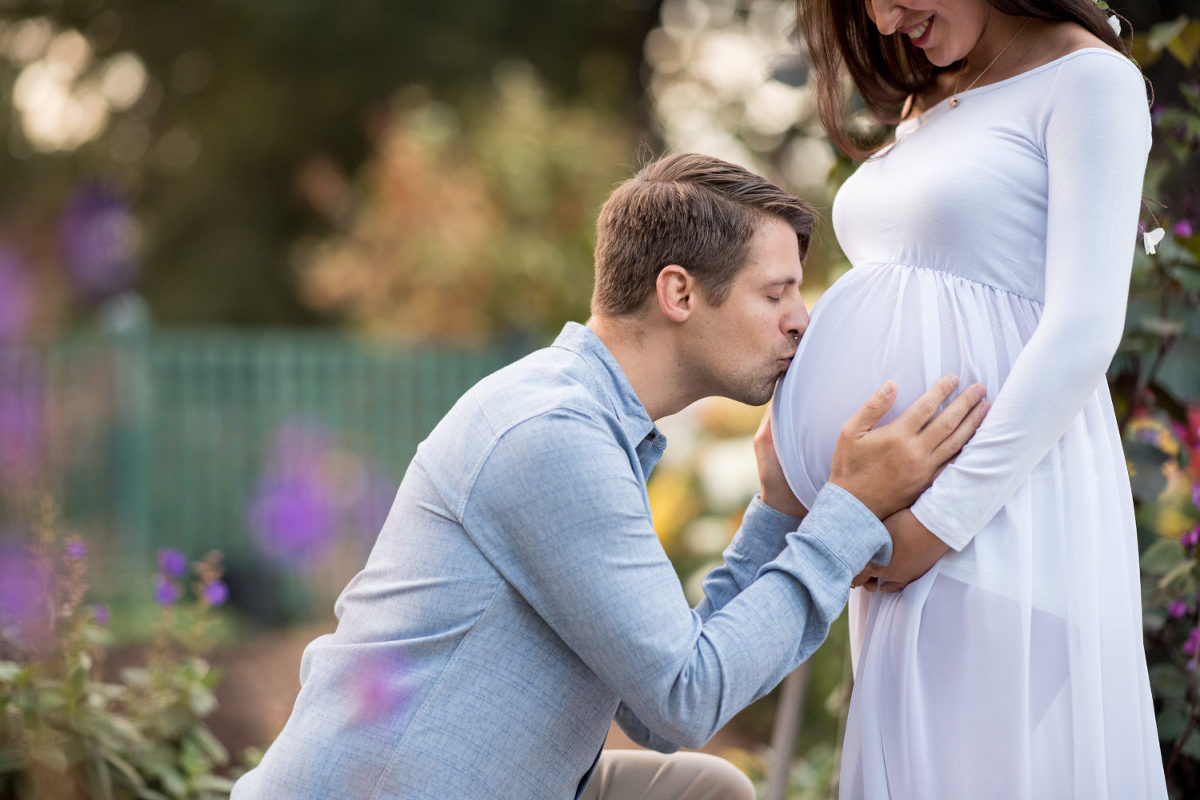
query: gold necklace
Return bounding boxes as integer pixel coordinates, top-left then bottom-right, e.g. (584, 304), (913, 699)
(949, 18), (1031, 108)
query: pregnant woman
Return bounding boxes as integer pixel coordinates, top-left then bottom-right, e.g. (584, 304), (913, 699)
(772, 0), (1167, 796)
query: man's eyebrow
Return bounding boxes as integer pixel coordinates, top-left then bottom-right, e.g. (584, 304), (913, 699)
(761, 277), (800, 289)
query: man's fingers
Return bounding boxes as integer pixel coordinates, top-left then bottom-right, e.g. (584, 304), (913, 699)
(931, 396), (991, 464)
(879, 581), (905, 593)
(895, 375), (959, 432)
(842, 382), (898, 438)
(919, 382), (986, 444)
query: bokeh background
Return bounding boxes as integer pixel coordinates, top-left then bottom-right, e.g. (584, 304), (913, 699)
(1, 1), (1199, 798)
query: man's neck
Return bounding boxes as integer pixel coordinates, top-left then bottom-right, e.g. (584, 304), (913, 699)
(586, 315), (694, 421)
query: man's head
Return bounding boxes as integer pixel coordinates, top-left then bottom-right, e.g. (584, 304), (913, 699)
(591, 153), (816, 317)
(589, 154), (816, 412)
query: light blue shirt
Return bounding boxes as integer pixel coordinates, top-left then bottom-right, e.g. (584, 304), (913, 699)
(231, 322), (890, 800)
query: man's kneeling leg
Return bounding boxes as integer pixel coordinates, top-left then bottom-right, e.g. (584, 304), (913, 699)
(580, 749), (755, 800)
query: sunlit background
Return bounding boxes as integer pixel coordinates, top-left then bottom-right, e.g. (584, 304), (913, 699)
(1, 1), (1198, 797)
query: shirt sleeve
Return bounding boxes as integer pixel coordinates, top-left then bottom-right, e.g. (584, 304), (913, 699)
(463, 408), (888, 750)
(909, 52), (1151, 550)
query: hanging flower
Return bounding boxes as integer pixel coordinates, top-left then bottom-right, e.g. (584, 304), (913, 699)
(1142, 227), (1165, 255)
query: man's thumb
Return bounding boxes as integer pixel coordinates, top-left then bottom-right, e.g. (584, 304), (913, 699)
(844, 382), (896, 436)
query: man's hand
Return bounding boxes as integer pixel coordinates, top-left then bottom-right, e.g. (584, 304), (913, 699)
(852, 510), (950, 592)
(754, 409), (807, 519)
(828, 376), (988, 520)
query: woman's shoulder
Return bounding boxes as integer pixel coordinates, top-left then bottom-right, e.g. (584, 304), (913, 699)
(1038, 22), (1139, 81)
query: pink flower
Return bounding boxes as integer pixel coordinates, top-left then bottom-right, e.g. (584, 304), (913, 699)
(1169, 599), (1189, 619)
(1184, 627), (1200, 658)
(1184, 525), (1200, 549)
(1176, 220), (1194, 238)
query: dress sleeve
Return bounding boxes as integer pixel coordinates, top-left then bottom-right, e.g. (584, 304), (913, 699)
(910, 52), (1151, 550)
(464, 409), (888, 749)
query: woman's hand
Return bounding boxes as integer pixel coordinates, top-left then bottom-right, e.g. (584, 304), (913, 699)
(851, 509), (950, 592)
(754, 408), (807, 519)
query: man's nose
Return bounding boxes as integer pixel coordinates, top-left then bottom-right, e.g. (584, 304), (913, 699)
(868, 0), (904, 36)
(786, 302), (809, 341)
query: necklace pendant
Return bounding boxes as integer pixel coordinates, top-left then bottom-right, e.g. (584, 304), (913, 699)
(949, 96), (960, 109)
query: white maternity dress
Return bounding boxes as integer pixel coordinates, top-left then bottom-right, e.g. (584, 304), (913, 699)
(772, 49), (1167, 798)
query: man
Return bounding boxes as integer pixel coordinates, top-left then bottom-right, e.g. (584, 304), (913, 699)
(231, 154), (987, 799)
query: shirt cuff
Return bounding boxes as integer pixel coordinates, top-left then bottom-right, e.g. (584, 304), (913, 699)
(727, 495), (803, 565)
(802, 484), (892, 570)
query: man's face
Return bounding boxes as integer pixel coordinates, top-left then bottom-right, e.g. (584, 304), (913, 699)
(686, 217), (809, 406)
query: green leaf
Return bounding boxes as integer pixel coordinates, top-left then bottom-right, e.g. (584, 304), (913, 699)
(1149, 17), (1191, 54)
(1158, 558), (1199, 592)
(1157, 338), (1200, 405)
(188, 726), (229, 765)
(1149, 663), (1191, 702)
(1182, 726), (1200, 761)
(1142, 538), (1186, 576)
(147, 762), (189, 798)
(1126, 441), (1170, 502)
(0, 746), (24, 774)
(191, 774), (236, 792)
(1157, 705), (1188, 740)
(29, 741), (69, 773)
(1165, 20), (1200, 68)
(102, 751), (146, 790)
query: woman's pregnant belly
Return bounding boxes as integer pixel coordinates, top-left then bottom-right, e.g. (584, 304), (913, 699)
(771, 263), (1042, 509)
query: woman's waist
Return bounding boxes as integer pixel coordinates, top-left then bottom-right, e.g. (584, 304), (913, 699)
(835, 259), (1044, 305)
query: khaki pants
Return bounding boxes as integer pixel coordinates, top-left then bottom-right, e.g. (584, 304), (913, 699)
(580, 749), (756, 800)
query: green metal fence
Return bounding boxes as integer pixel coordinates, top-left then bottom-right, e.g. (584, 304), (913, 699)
(0, 327), (529, 616)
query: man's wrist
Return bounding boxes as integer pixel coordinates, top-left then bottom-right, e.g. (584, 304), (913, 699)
(759, 490), (806, 520)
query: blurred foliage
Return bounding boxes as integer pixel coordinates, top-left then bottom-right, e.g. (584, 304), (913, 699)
(1112, 15), (1200, 795)
(0, 502), (237, 799)
(295, 65), (637, 341)
(0, 0), (658, 332)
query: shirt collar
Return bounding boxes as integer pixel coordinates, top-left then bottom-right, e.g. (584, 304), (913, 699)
(551, 322), (666, 452)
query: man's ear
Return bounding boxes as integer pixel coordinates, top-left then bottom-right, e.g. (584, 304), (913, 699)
(655, 265), (694, 322)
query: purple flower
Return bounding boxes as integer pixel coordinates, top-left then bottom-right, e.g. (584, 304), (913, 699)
(0, 360), (46, 480)
(1169, 599), (1189, 619)
(248, 473), (337, 568)
(1184, 524), (1200, 549)
(1192, 482), (1200, 512)
(0, 246), (34, 342)
(154, 574), (181, 606)
(1184, 627), (1200, 658)
(0, 545), (52, 642)
(58, 183), (139, 301)
(1176, 220), (1195, 238)
(91, 604), (108, 625)
(202, 580), (228, 607)
(65, 539), (86, 561)
(157, 548), (188, 578)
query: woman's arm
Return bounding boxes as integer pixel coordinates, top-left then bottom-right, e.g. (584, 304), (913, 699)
(908, 51), (1151, 552)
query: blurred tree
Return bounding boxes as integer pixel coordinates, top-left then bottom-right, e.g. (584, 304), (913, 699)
(0, 0), (660, 331)
(296, 65), (637, 341)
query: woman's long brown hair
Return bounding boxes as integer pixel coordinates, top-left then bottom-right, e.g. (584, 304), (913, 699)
(796, 0), (1130, 159)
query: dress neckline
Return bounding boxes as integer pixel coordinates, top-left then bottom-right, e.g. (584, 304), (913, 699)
(895, 46), (1124, 137)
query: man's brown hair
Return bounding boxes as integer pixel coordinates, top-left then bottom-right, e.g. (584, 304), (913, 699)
(592, 153), (816, 316)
